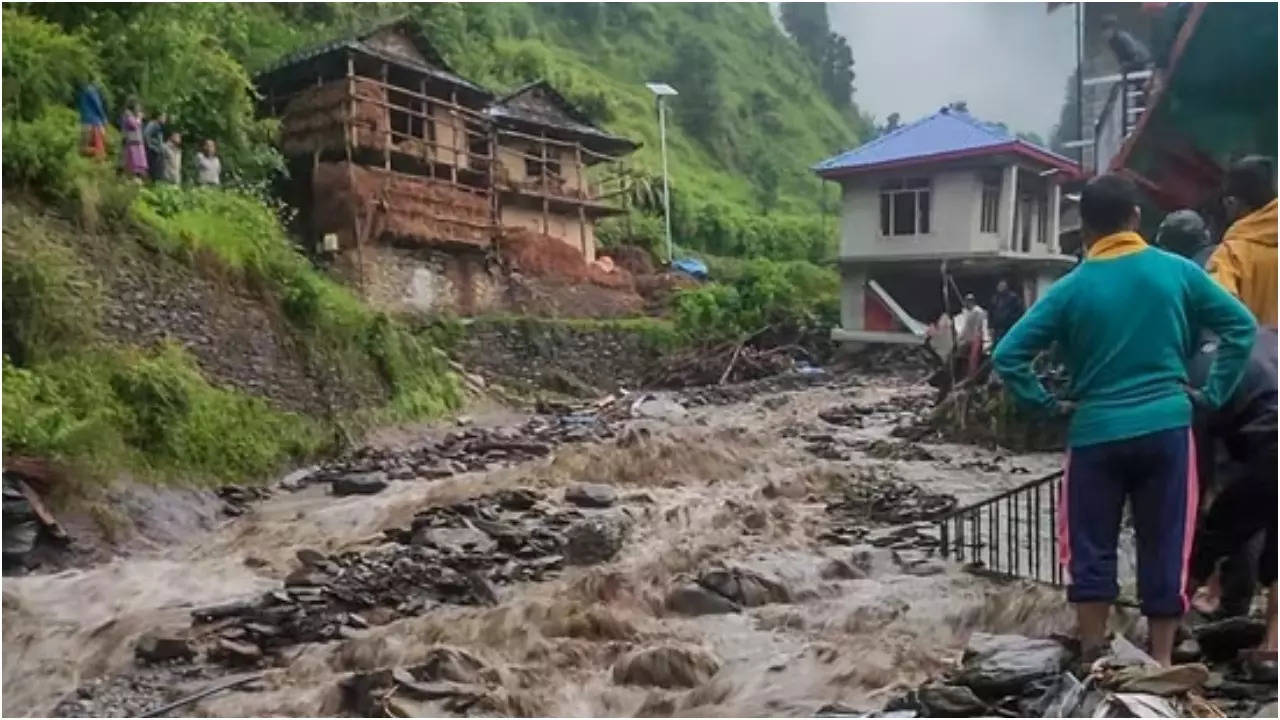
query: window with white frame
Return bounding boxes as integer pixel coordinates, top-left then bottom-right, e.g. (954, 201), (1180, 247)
(980, 172), (1001, 233)
(879, 178), (931, 236)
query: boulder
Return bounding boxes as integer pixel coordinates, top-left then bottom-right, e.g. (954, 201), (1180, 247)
(564, 517), (629, 566)
(819, 558), (865, 580)
(697, 567), (790, 607)
(612, 644), (720, 688)
(332, 472), (388, 496)
(212, 638), (263, 665)
(664, 583), (742, 616)
(1194, 617), (1267, 662)
(916, 683), (990, 716)
(954, 633), (1070, 698)
(634, 397), (688, 421)
(413, 526), (496, 554)
(134, 631), (195, 663)
(565, 484), (617, 508)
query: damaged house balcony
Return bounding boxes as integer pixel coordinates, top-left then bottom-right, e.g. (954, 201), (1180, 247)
(254, 20), (639, 316)
(812, 106), (1082, 347)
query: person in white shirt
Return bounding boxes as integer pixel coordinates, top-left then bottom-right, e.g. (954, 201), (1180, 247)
(196, 139), (221, 186)
(957, 293), (989, 378)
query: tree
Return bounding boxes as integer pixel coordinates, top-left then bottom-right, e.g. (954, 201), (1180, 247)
(779, 3), (830, 67)
(749, 153), (782, 214)
(876, 112), (902, 137)
(1049, 69), (1081, 155)
(1017, 131), (1047, 147)
(667, 34), (726, 150)
(818, 32), (855, 109)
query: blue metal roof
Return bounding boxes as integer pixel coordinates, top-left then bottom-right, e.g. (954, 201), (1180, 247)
(814, 107), (1078, 176)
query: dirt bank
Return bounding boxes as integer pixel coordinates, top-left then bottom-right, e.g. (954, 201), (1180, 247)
(4, 371), (1073, 717)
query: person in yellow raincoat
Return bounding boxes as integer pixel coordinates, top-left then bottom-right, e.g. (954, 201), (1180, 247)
(1207, 156), (1277, 326)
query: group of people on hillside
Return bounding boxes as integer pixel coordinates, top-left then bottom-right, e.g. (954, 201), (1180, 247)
(993, 157), (1277, 669)
(75, 82), (221, 186)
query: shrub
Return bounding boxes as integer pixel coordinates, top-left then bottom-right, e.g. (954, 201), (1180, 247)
(3, 345), (325, 483)
(2, 220), (102, 366)
(671, 258), (838, 344)
(1, 9), (99, 122)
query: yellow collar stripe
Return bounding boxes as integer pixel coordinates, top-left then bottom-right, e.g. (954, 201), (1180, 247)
(1087, 231), (1149, 260)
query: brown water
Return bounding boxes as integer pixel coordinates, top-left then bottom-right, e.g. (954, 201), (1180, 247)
(2, 375), (1077, 717)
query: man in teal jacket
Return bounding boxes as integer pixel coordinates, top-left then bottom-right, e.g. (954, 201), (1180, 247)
(993, 174), (1256, 666)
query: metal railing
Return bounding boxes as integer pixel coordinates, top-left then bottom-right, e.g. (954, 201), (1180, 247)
(937, 470), (1064, 586)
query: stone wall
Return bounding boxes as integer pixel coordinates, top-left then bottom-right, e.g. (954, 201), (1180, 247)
(344, 243), (505, 316)
(455, 319), (668, 396)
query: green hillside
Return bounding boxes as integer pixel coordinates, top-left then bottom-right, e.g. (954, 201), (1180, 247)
(1, 3), (858, 487)
(6, 2), (868, 261)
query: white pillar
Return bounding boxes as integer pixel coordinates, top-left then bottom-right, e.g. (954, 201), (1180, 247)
(840, 264), (868, 332)
(1048, 182), (1062, 254)
(1000, 164), (1018, 251)
(658, 98), (673, 264)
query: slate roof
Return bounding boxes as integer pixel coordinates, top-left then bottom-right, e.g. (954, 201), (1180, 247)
(814, 107), (1079, 178)
(486, 80), (639, 155)
(256, 18), (490, 99)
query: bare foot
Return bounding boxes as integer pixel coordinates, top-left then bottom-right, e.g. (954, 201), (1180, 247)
(1191, 572), (1222, 614)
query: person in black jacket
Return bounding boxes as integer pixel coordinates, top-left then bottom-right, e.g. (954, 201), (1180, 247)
(1101, 14), (1153, 74)
(1186, 325), (1277, 660)
(989, 279), (1024, 345)
(1155, 209), (1215, 267)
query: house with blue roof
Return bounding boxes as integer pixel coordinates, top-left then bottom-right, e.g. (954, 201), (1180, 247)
(813, 105), (1080, 346)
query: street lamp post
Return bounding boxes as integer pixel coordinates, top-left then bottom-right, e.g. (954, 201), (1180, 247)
(646, 82), (678, 264)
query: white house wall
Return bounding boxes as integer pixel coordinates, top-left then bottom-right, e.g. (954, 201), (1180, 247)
(839, 168), (993, 260)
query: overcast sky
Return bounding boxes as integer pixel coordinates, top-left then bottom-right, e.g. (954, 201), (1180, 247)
(826, 3), (1077, 137)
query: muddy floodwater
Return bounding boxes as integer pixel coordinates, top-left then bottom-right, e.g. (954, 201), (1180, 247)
(4, 373), (1082, 717)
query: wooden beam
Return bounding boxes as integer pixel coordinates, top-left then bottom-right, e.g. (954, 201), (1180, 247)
(540, 132), (549, 235)
(381, 63), (391, 170)
(345, 51), (365, 298)
(449, 88), (459, 185)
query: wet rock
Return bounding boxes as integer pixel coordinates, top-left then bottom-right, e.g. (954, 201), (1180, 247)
(413, 526), (497, 553)
(664, 583), (742, 615)
(1173, 638), (1202, 664)
(819, 558), (865, 581)
(134, 631), (194, 663)
(296, 548), (327, 567)
(612, 644), (721, 688)
(212, 638), (263, 665)
(742, 508), (767, 532)
(954, 633), (1070, 698)
(332, 472), (388, 496)
(634, 397), (688, 421)
(285, 567), (331, 587)
(494, 488), (541, 511)
(565, 484), (617, 508)
(564, 517), (628, 566)
(1194, 617), (1267, 662)
(697, 567), (790, 607)
(762, 395), (790, 410)
(917, 682), (989, 716)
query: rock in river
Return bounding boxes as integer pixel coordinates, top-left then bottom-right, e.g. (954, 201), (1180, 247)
(332, 472), (389, 496)
(612, 644), (721, 688)
(954, 633), (1070, 698)
(664, 583), (742, 616)
(134, 631), (194, 663)
(565, 484), (617, 508)
(563, 517), (628, 565)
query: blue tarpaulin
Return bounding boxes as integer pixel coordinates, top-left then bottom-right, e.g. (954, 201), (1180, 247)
(672, 258), (709, 279)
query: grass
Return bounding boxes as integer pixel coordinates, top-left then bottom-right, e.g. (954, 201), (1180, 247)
(2, 179), (462, 488)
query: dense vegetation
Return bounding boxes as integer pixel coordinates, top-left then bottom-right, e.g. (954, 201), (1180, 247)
(1, 3), (865, 486)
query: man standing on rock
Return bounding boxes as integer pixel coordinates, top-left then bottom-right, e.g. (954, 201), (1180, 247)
(993, 174), (1256, 666)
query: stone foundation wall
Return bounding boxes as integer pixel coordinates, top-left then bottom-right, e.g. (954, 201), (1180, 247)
(456, 319), (669, 395)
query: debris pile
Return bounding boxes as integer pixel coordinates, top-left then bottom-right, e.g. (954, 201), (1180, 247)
(825, 468), (958, 526)
(645, 342), (799, 388)
(678, 369), (836, 407)
(187, 489), (626, 664)
(288, 415), (616, 494)
(888, 630), (1275, 718)
(340, 646), (529, 717)
(3, 467), (70, 575)
(217, 485), (271, 517)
